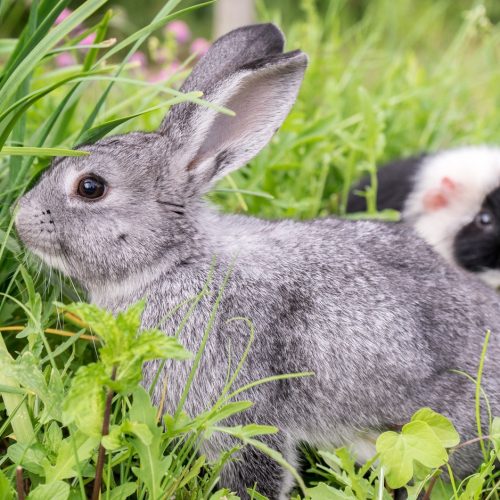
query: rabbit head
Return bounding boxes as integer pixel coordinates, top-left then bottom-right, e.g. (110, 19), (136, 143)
(15, 24), (307, 286)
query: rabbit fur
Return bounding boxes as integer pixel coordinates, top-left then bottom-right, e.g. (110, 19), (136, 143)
(15, 24), (500, 499)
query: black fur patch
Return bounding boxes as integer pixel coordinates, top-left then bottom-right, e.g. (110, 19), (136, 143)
(346, 155), (426, 213)
(454, 186), (500, 271)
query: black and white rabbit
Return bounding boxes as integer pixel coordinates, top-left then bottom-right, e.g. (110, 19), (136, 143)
(15, 25), (500, 498)
(347, 147), (500, 288)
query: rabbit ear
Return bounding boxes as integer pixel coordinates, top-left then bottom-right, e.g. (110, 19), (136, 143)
(159, 32), (307, 192)
(174, 23), (286, 97)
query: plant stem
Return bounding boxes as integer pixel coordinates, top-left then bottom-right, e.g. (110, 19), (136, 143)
(16, 466), (25, 500)
(92, 366), (117, 500)
(423, 475), (438, 500)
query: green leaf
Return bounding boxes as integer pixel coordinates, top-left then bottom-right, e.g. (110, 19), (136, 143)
(210, 490), (239, 500)
(44, 433), (99, 482)
(102, 420), (153, 450)
(0, 146), (88, 157)
(63, 363), (107, 437)
(129, 387), (170, 498)
(43, 421), (63, 455)
(116, 299), (146, 337)
(27, 481), (70, 500)
(7, 442), (47, 475)
(121, 420), (153, 445)
(59, 302), (117, 343)
(0, 0), (108, 108)
(0, 469), (14, 500)
(0, 38), (16, 55)
(376, 420), (448, 489)
(163, 410), (198, 438)
(411, 408), (460, 447)
(459, 473), (485, 500)
(178, 455), (206, 488)
(108, 483), (137, 500)
(224, 423), (278, 439)
(204, 401), (253, 427)
(1, 352), (62, 422)
(77, 93), (201, 145)
(491, 416), (500, 453)
(307, 483), (356, 499)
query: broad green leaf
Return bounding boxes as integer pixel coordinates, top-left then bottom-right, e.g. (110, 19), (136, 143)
(116, 299), (146, 337)
(376, 431), (414, 488)
(102, 420), (153, 450)
(307, 483), (356, 499)
(129, 387), (170, 498)
(101, 425), (124, 451)
(459, 473), (485, 500)
(43, 421), (63, 455)
(44, 433), (99, 482)
(7, 442), (47, 475)
(1, 352), (62, 422)
(108, 483), (137, 500)
(0, 469), (14, 500)
(0, 146), (88, 157)
(57, 302), (117, 342)
(411, 407), (460, 447)
(63, 363), (107, 436)
(27, 481), (70, 500)
(163, 410), (198, 438)
(376, 420), (448, 488)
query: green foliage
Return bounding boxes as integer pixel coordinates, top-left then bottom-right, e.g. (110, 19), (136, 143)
(376, 408), (458, 488)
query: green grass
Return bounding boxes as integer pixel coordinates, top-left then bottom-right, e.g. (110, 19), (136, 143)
(0, 0), (499, 498)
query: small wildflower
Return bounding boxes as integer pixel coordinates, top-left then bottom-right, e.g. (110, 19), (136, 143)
(147, 62), (179, 83)
(81, 33), (96, 46)
(190, 37), (210, 57)
(55, 52), (76, 68)
(165, 20), (191, 44)
(130, 51), (147, 68)
(55, 8), (72, 25)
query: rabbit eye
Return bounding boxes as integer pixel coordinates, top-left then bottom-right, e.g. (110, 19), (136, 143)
(77, 176), (106, 200)
(475, 210), (493, 228)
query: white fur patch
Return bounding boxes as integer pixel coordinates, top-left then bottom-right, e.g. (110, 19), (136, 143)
(403, 146), (500, 266)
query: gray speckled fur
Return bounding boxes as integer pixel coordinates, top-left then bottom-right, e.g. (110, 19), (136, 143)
(15, 24), (500, 498)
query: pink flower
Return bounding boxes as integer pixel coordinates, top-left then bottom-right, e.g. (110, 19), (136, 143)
(190, 37), (210, 57)
(56, 8), (72, 25)
(165, 20), (191, 44)
(55, 52), (76, 67)
(147, 69), (169, 83)
(147, 62), (180, 83)
(130, 51), (147, 68)
(81, 33), (96, 46)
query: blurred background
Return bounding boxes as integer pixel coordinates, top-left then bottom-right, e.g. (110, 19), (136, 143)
(2, 1), (500, 41)
(1, 0), (499, 219)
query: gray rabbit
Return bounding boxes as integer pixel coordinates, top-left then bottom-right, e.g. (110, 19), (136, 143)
(15, 24), (500, 499)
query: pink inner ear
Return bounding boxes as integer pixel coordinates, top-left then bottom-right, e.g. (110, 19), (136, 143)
(422, 176), (458, 212)
(441, 176), (456, 192)
(423, 190), (449, 211)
